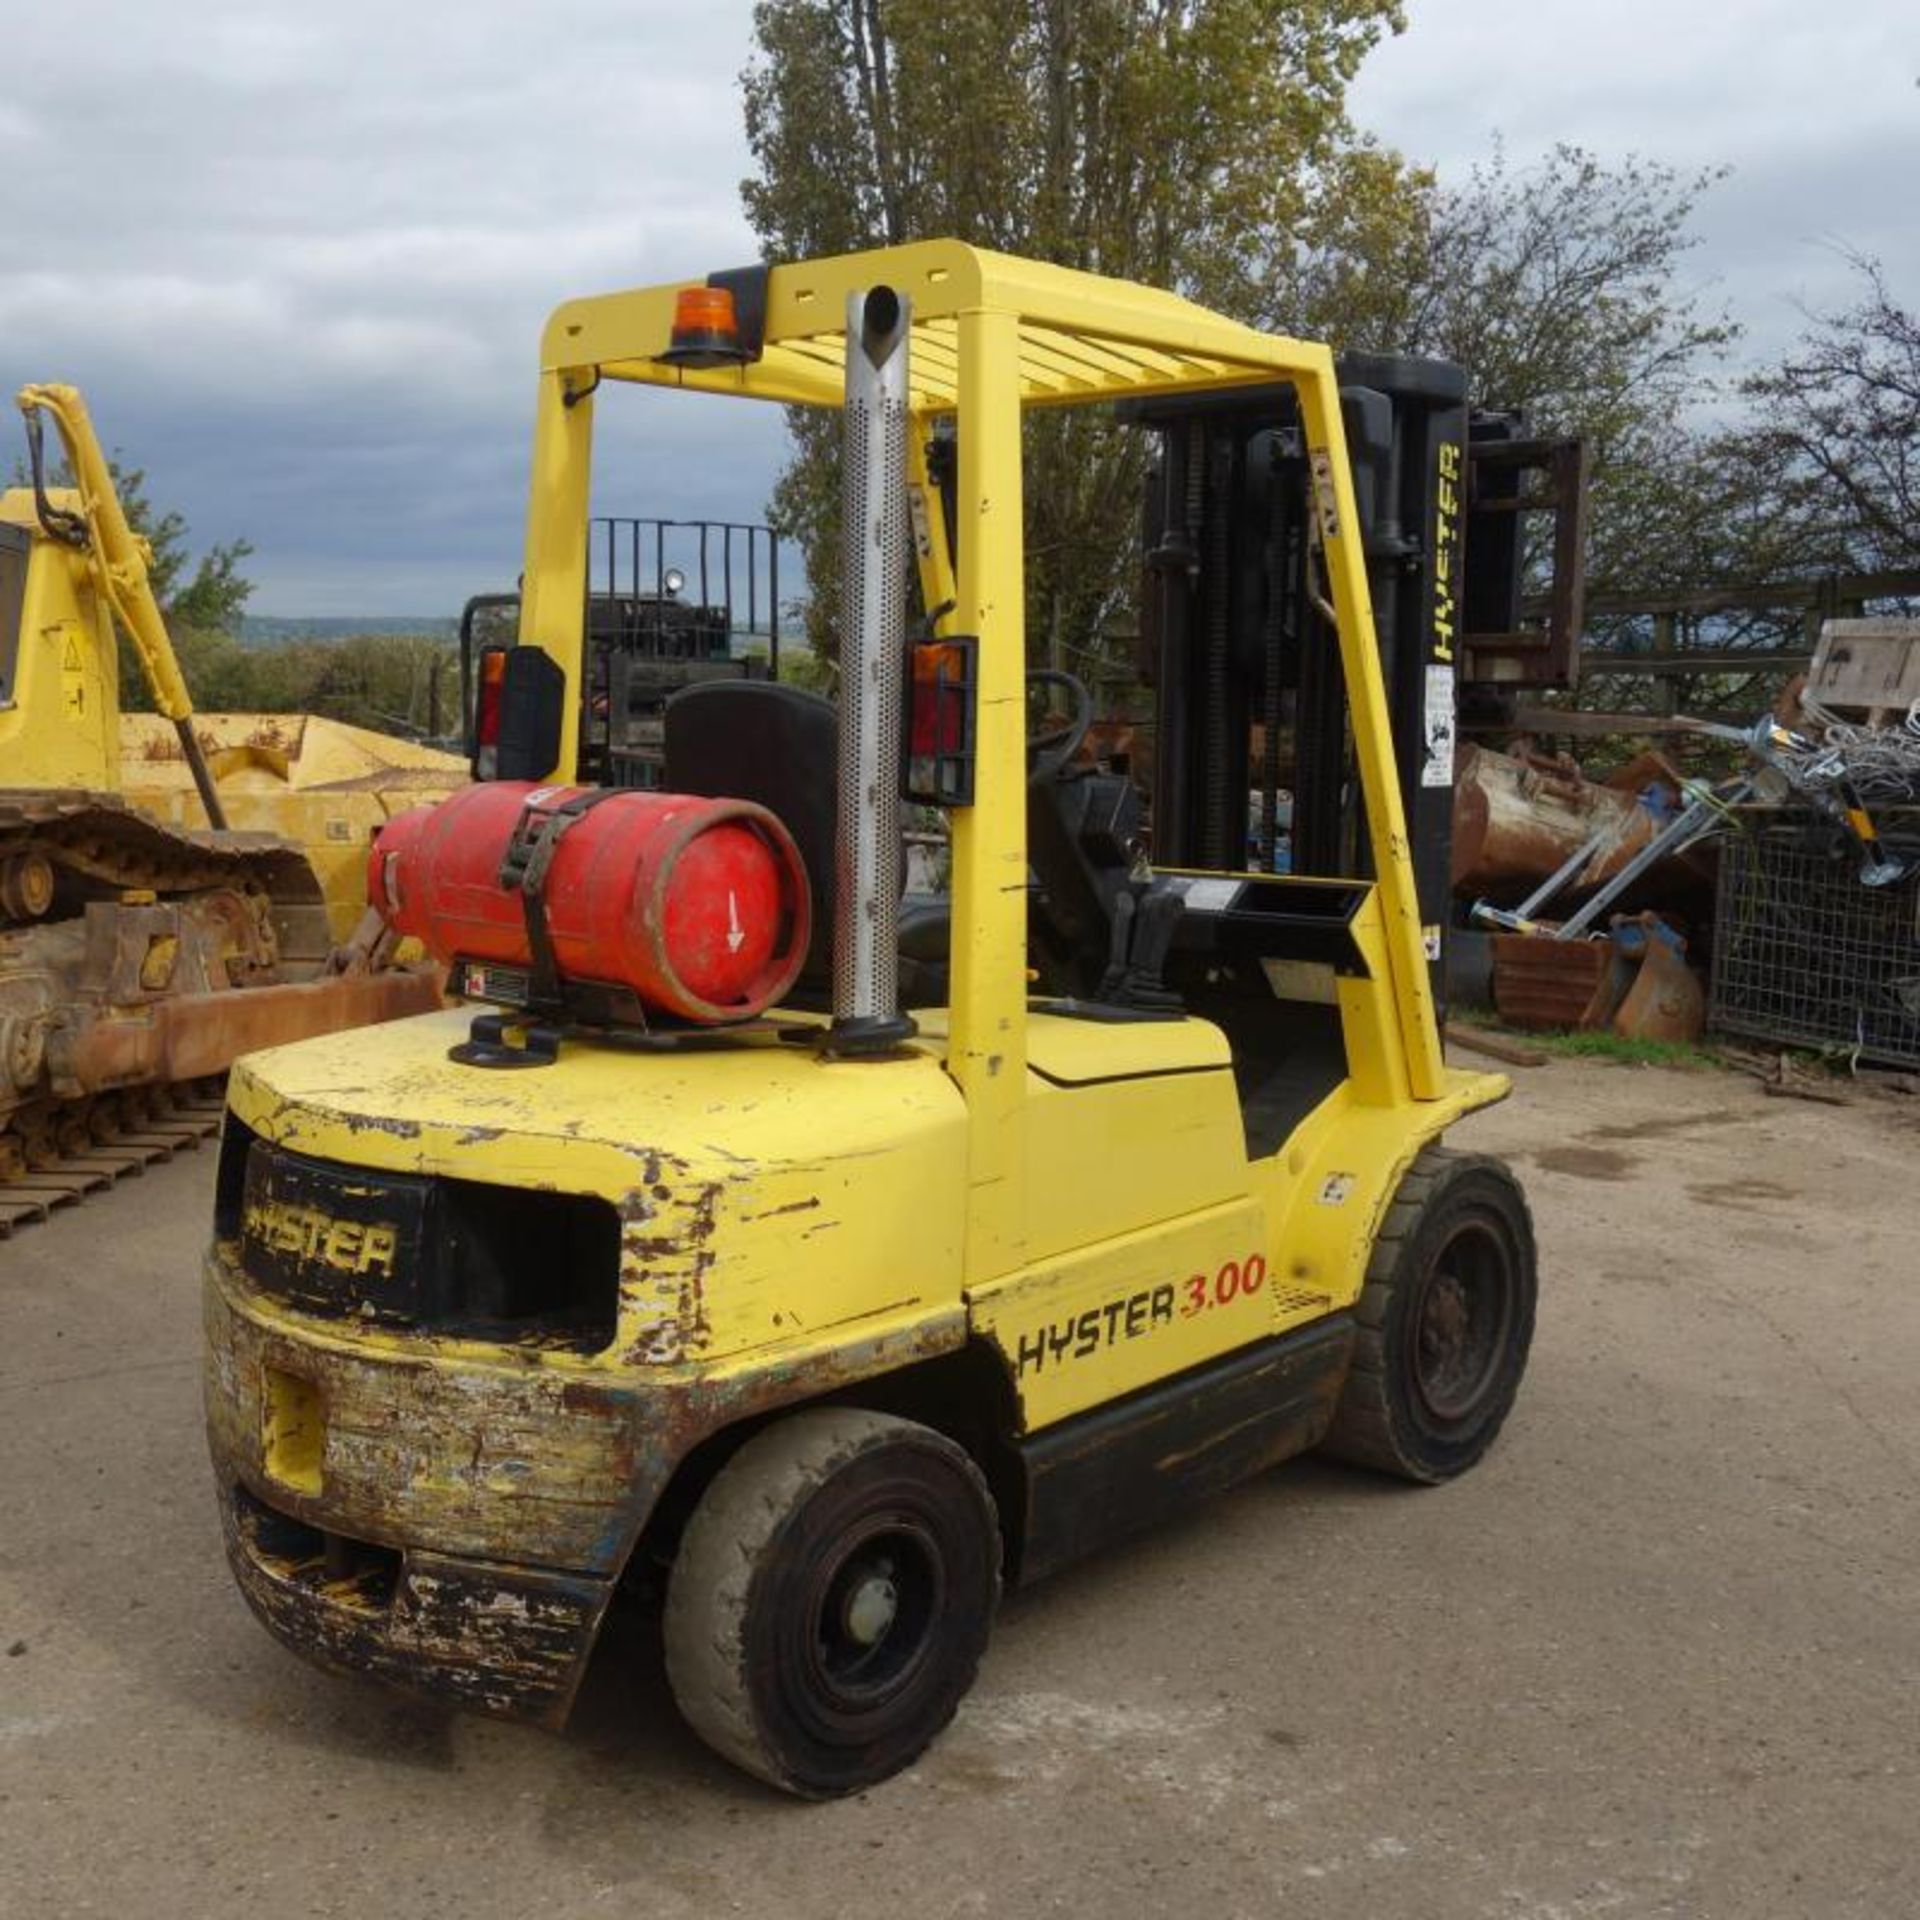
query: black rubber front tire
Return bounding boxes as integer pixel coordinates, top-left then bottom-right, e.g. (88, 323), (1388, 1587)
(1320, 1146), (1536, 1483)
(662, 1408), (1000, 1797)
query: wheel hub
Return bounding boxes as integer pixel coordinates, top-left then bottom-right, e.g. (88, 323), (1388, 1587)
(809, 1526), (941, 1708)
(842, 1569), (899, 1647)
(1423, 1273), (1470, 1356)
(1410, 1222), (1514, 1426)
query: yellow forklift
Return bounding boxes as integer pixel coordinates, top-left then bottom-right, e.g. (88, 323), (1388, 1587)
(202, 242), (1536, 1796)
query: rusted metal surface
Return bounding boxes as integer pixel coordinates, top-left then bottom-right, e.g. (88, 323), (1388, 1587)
(220, 1490), (607, 1726)
(206, 1258), (648, 1572)
(1612, 921), (1704, 1044)
(1452, 744), (1662, 899)
(1491, 934), (1611, 1031)
(207, 1239), (964, 1574)
(59, 968), (440, 1092)
(1492, 913), (1704, 1041)
(204, 1217), (968, 1723)
(0, 1079), (226, 1234)
(0, 789), (327, 903)
(0, 788), (443, 1235)
(199, 992), (976, 1722)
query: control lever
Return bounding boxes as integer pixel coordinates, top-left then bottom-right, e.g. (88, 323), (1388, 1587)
(1096, 882), (1185, 1012)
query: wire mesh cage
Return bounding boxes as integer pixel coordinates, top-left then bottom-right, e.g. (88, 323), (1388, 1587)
(1711, 810), (1920, 1067)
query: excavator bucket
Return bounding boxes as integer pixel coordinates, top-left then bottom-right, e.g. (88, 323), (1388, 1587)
(1603, 913), (1705, 1044)
(1489, 933), (1609, 1030)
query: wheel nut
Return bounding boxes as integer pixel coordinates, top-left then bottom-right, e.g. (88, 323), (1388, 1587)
(0, 1016), (45, 1092)
(0, 851), (55, 921)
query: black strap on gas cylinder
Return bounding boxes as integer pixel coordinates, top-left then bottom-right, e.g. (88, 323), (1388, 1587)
(496, 788), (620, 1012)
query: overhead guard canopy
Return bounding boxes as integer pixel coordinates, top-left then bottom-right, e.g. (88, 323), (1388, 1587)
(516, 235), (1448, 1114)
(541, 239), (1330, 414)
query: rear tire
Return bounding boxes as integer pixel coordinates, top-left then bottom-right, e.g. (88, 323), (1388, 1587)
(1320, 1146), (1536, 1483)
(663, 1408), (1000, 1797)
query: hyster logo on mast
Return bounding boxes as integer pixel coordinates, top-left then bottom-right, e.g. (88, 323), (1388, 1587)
(1431, 440), (1462, 665)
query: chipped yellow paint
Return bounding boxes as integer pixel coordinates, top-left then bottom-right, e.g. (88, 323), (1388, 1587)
(225, 993), (1498, 1440)
(0, 492), (121, 791)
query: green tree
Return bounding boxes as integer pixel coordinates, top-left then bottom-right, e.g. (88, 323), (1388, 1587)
(1380, 170), (1915, 695)
(1377, 147), (1735, 445)
(167, 537), (257, 634)
(111, 461), (254, 707)
(1307, 141), (1853, 697)
(14, 447), (257, 630)
(741, 0), (1417, 670)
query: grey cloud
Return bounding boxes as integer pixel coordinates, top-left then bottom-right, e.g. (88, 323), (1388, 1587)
(1348, 0), (1917, 365)
(5, 0), (1910, 614)
(4, 0), (774, 614)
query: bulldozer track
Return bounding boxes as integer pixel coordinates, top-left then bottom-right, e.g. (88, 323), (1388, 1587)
(2, 792), (331, 1245)
(0, 1078), (228, 1239)
(0, 788), (330, 937)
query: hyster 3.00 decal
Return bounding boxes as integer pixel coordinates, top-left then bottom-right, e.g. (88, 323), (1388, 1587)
(1008, 1255), (1270, 1378)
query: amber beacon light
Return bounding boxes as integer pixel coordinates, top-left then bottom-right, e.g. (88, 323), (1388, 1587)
(659, 285), (747, 369)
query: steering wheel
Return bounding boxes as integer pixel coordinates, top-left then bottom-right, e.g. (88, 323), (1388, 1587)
(1026, 669), (1093, 780)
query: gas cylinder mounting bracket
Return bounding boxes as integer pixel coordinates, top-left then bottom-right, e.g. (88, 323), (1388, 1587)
(449, 1010), (565, 1070)
(498, 786), (622, 1016)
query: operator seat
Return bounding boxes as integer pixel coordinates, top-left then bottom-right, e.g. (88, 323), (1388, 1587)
(662, 681), (956, 1009)
(664, 679), (1133, 1012)
(663, 681), (840, 1001)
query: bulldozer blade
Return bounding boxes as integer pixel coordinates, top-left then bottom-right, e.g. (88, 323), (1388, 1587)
(58, 967), (444, 1094)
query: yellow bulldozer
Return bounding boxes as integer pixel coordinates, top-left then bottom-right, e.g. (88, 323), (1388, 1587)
(0, 383), (464, 1231)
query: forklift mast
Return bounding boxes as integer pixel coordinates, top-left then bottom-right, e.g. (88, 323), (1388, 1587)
(1137, 360), (1585, 1007)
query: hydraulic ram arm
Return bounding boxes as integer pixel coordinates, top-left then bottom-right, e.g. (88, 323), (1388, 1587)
(16, 382), (228, 829)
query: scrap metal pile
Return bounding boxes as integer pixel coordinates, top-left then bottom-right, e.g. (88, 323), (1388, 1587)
(1455, 618), (1920, 1058)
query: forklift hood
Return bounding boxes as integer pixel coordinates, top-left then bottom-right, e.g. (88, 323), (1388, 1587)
(225, 1007), (972, 1369)
(229, 1008), (963, 1183)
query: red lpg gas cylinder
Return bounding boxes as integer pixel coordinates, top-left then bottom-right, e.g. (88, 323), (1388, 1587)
(369, 783), (809, 1023)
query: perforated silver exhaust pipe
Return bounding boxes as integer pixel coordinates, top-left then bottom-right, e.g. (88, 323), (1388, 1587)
(829, 285), (916, 1054)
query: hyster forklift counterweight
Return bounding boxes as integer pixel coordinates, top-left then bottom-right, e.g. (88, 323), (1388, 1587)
(202, 242), (1536, 1796)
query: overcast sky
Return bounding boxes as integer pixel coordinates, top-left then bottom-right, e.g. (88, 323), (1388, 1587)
(3, 1), (1912, 616)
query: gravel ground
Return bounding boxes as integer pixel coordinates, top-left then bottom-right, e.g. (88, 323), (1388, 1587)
(2, 1049), (1916, 1918)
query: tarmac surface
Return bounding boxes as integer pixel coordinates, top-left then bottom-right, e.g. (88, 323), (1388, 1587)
(3, 1049), (1917, 1918)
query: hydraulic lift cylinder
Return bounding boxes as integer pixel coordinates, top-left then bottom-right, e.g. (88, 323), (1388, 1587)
(830, 286), (916, 1052)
